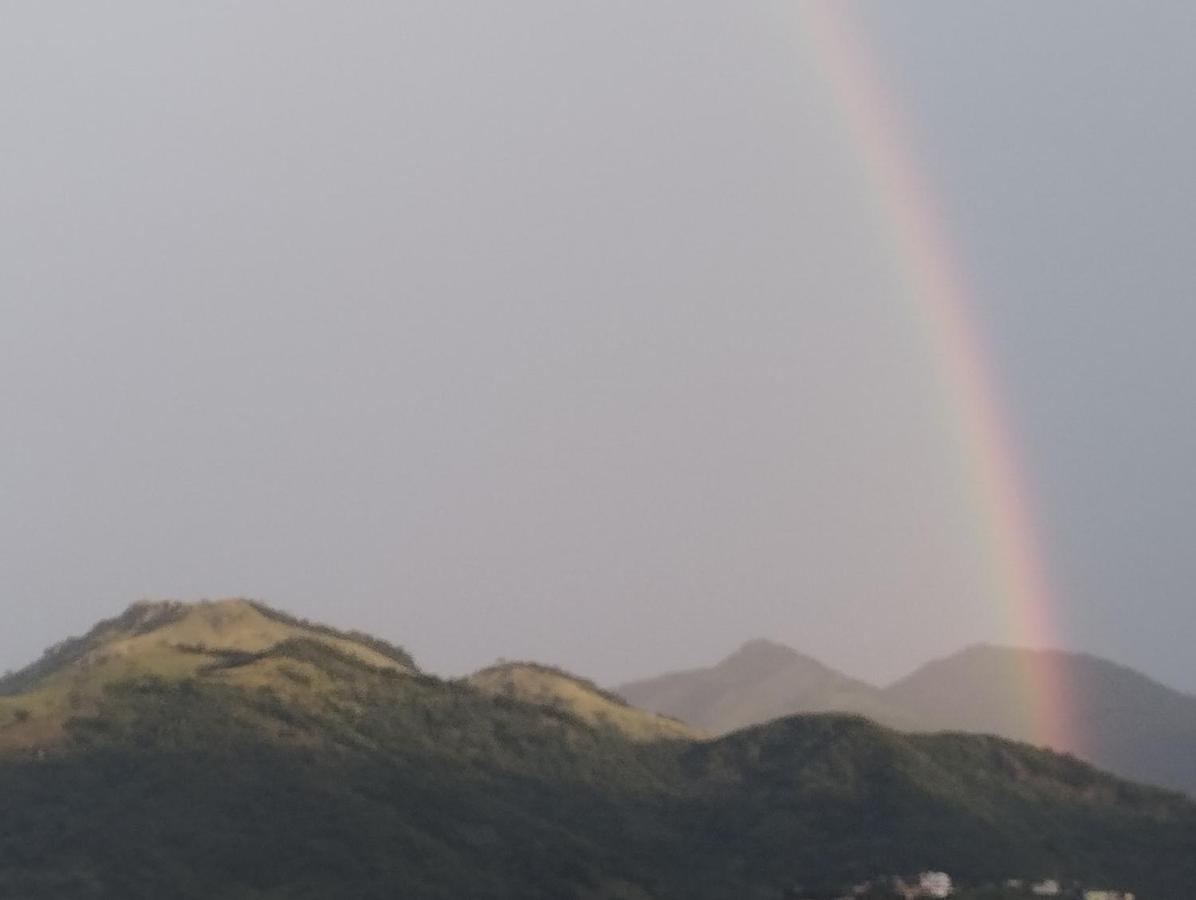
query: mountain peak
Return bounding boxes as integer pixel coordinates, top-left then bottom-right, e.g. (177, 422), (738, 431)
(115, 597), (278, 647)
(715, 638), (854, 685)
(618, 639), (905, 735)
(0, 598), (417, 747)
(885, 642), (1196, 795)
(728, 638), (801, 662)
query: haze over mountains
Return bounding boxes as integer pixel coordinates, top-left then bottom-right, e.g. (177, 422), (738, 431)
(888, 644), (1196, 799)
(1, 599), (1193, 899)
(619, 639), (1196, 798)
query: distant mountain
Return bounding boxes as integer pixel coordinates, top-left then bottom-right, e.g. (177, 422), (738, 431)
(468, 661), (700, 741)
(619, 639), (1196, 799)
(1, 601), (1193, 898)
(886, 644), (1196, 798)
(618, 638), (915, 735)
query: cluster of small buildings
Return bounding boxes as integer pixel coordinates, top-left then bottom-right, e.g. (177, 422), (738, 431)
(1014, 879), (1135, 900)
(916, 872), (952, 898)
(795, 872), (1136, 899)
(795, 871), (952, 898)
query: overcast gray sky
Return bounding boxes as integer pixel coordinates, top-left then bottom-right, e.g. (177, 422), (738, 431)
(2, 2), (1193, 691)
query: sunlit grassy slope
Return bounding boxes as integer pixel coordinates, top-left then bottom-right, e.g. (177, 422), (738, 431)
(0, 598), (413, 747)
(469, 662), (701, 741)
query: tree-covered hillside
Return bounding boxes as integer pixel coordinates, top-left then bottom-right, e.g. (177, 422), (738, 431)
(0, 604), (1192, 899)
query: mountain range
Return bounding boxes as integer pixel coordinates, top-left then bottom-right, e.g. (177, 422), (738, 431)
(1, 600), (1194, 898)
(619, 639), (1196, 798)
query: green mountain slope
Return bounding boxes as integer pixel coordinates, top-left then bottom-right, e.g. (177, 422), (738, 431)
(1, 604), (1193, 899)
(618, 639), (915, 735)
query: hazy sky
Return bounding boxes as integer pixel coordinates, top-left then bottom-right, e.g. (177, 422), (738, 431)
(3, 2), (1193, 691)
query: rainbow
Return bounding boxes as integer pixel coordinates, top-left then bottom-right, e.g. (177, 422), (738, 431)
(791, 2), (1072, 750)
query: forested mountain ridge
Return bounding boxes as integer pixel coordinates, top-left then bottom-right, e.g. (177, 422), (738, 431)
(1, 601), (1193, 898)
